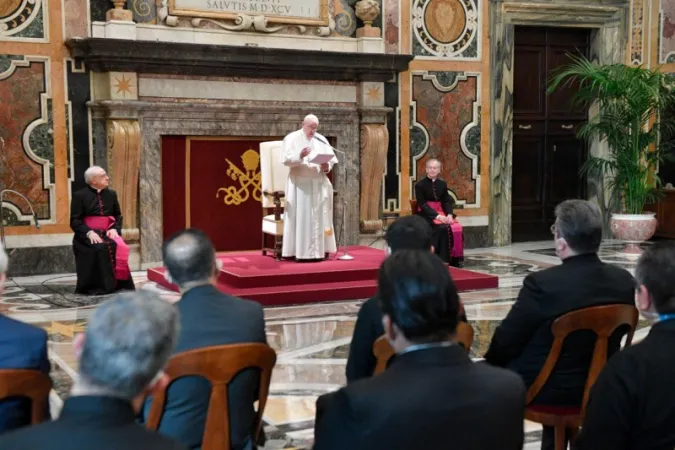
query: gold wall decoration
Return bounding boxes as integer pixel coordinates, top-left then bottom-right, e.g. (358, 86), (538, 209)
(107, 120), (141, 242)
(360, 123), (389, 233)
(216, 148), (262, 206)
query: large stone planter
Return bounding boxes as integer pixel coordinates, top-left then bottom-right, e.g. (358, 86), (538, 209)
(609, 213), (657, 254)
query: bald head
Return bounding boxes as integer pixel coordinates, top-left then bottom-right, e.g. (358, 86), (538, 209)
(162, 228), (216, 287)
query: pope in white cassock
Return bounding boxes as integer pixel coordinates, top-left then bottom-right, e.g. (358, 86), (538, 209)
(281, 114), (338, 261)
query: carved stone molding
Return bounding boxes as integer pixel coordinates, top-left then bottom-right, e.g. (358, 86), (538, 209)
(66, 38), (413, 82)
(107, 119), (141, 242)
(157, 0), (334, 35)
(501, 2), (625, 27)
(360, 123), (389, 233)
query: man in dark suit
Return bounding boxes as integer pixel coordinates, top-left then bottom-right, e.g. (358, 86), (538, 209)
(141, 229), (267, 450)
(345, 214), (467, 383)
(577, 242), (675, 450)
(0, 243), (51, 434)
(314, 250), (525, 450)
(414, 158), (464, 267)
(484, 199), (635, 450)
(0, 291), (187, 450)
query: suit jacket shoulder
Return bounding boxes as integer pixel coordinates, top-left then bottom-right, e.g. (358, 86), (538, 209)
(0, 315), (47, 344)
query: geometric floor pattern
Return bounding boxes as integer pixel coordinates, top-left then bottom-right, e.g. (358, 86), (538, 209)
(3, 240), (652, 449)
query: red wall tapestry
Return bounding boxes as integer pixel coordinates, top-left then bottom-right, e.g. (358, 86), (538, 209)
(161, 137), (274, 252)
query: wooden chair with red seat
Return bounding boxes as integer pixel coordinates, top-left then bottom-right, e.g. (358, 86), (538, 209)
(0, 369), (52, 424)
(144, 343), (277, 450)
(525, 304), (639, 450)
(372, 321), (474, 376)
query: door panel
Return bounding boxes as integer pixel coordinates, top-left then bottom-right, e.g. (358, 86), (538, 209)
(512, 135), (546, 222)
(514, 46), (546, 117)
(546, 135), (586, 221)
(512, 26), (589, 242)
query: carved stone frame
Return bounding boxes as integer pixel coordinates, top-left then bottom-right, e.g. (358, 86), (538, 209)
(90, 101), (360, 264)
(167, 0), (330, 26)
(489, 0), (630, 245)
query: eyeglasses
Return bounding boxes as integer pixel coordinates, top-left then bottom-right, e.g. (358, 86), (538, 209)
(550, 224), (556, 235)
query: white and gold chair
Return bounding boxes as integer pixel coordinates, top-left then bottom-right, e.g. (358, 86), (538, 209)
(260, 141), (290, 260)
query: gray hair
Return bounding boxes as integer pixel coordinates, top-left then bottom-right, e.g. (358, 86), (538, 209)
(554, 199), (603, 254)
(426, 158), (441, 168)
(79, 291), (180, 400)
(84, 166), (105, 184)
(0, 243), (7, 275)
(303, 114), (319, 125)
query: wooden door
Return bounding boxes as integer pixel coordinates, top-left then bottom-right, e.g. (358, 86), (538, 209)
(512, 27), (590, 242)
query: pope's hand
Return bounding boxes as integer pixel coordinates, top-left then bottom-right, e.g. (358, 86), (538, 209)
(300, 147), (311, 158)
(107, 229), (119, 239)
(320, 163), (330, 173)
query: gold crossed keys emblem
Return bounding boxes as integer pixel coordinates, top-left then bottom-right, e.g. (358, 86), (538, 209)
(216, 149), (262, 206)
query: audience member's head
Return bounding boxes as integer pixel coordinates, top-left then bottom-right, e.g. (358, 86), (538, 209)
(84, 165), (109, 190)
(552, 199), (603, 259)
(378, 250), (460, 353)
(425, 158), (441, 180)
(0, 243), (7, 294)
(163, 228), (217, 290)
(73, 291), (179, 408)
(385, 215), (433, 254)
(634, 242), (675, 321)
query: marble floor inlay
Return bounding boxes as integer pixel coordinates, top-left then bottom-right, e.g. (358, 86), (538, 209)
(4, 241), (654, 449)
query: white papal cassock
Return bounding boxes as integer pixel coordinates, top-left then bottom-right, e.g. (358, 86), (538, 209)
(281, 129), (338, 259)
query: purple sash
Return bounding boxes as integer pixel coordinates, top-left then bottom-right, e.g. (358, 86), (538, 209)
(421, 201), (464, 258)
(84, 216), (131, 280)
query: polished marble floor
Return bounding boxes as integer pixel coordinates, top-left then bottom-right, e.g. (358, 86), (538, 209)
(3, 240), (652, 449)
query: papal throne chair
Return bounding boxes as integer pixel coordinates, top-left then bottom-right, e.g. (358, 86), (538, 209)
(260, 141), (290, 260)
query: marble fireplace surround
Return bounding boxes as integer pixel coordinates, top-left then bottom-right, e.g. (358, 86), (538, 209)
(90, 100), (360, 265)
(489, 0), (630, 245)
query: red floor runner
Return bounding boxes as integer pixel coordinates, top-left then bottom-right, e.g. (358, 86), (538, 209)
(147, 246), (498, 306)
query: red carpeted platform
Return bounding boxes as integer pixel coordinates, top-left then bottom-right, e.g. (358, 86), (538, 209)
(147, 246), (498, 307)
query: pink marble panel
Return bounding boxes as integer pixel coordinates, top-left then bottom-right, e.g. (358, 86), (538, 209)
(64, 0), (89, 39)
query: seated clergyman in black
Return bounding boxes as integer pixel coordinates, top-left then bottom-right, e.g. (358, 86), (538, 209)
(314, 250), (525, 450)
(70, 166), (134, 295)
(576, 242), (675, 450)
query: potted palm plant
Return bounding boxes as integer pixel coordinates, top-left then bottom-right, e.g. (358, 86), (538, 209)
(548, 55), (675, 250)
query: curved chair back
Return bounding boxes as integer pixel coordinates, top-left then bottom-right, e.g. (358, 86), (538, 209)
(260, 141), (289, 209)
(372, 321), (474, 376)
(525, 304), (638, 414)
(0, 369), (52, 424)
(145, 343), (277, 450)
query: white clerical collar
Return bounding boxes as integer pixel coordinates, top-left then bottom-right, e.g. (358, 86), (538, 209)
(398, 340), (454, 355)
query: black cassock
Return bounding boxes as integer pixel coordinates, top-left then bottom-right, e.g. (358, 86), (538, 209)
(414, 176), (464, 267)
(70, 186), (135, 295)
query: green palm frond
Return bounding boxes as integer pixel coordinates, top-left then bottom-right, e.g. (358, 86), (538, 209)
(547, 54), (675, 214)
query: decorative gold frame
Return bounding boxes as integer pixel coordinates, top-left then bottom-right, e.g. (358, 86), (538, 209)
(168, 0), (330, 26)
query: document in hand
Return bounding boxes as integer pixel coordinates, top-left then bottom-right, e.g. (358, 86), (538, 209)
(309, 153), (335, 165)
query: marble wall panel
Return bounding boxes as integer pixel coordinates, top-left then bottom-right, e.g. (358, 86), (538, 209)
(411, 0), (480, 60)
(89, 0), (108, 23)
(6, 246), (76, 277)
(0, 56), (53, 223)
(64, 0), (89, 38)
(66, 59), (92, 193)
(411, 71), (480, 206)
(384, 0), (399, 54)
(0, 0), (46, 40)
(661, 0), (675, 63)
